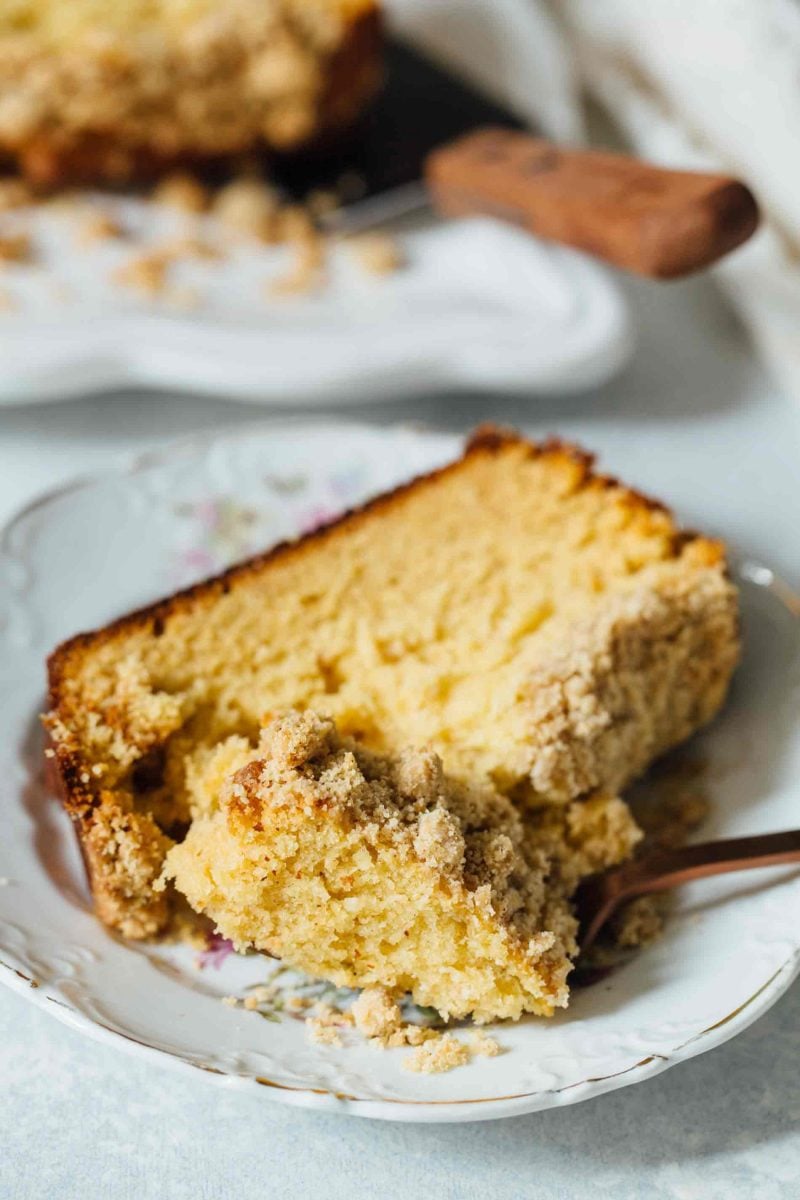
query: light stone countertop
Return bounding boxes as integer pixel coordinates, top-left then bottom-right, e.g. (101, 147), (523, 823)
(1, 270), (799, 1199)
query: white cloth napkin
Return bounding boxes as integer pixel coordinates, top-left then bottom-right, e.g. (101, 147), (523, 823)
(391, 0), (800, 401)
(551, 0), (800, 403)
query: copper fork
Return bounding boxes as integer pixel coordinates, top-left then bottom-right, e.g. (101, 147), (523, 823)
(575, 831), (800, 953)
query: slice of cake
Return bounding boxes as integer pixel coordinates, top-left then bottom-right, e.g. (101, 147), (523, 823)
(0, 0), (381, 185)
(163, 710), (640, 1021)
(44, 428), (740, 939)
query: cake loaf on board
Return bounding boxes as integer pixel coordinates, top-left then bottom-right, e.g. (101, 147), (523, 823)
(0, 0), (382, 185)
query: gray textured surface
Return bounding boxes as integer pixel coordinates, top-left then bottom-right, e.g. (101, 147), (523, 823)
(1, 270), (799, 1196)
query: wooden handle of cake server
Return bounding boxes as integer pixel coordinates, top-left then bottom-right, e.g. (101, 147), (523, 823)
(425, 128), (760, 279)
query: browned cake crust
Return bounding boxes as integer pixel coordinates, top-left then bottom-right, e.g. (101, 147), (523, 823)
(0, 1), (382, 187)
(43, 427), (739, 939)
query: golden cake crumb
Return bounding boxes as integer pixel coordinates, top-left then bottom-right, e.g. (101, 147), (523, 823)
(154, 236), (222, 263)
(305, 1000), (354, 1046)
(266, 203), (327, 296)
(285, 994), (313, 1013)
(221, 995), (239, 1008)
(348, 232), (405, 276)
(404, 1034), (470, 1075)
(212, 178), (280, 242)
(312, 1001), (354, 1028)
(306, 1020), (343, 1047)
(470, 1030), (502, 1057)
(153, 172), (208, 215)
(0, 232), (32, 264)
(268, 237), (326, 297)
(243, 984), (276, 1010)
(76, 212), (123, 247)
(351, 986), (402, 1039)
(370, 1024), (438, 1050)
(350, 987), (441, 1047)
(112, 252), (169, 296)
(524, 578), (736, 807)
(277, 204), (318, 246)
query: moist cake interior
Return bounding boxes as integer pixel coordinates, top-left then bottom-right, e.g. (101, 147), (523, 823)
(45, 432), (739, 941)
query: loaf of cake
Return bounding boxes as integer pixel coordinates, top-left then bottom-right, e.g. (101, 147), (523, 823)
(44, 428), (740, 944)
(163, 710), (640, 1022)
(0, 0), (382, 185)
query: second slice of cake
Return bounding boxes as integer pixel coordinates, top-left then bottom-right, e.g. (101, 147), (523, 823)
(164, 710), (640, 1021)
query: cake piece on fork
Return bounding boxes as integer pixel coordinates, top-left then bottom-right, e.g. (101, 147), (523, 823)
(164, 710), (641, 1022)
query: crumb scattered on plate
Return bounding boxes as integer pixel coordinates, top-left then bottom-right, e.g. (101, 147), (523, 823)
(469, 1030), (502, 1058)
(403, 1034), (471, 1075)
(112, 251), (169, 297)
(0, 231), (32, 264)
(153, 172), (208, 215)
(76, 212), (124, 247)
(212, 178), (280, 242)
(154, 236), (222, 263)
(305, 1001), (355, 1047)
(220, 974), (503, 1077)
(267, 245), (326, 297)
(242, 984), (276, 1011)
(347, 232), (405, 276)
(285, 994), (313, 1013)
(351, 986), (402, 1039)
(0, 166), (405, 317)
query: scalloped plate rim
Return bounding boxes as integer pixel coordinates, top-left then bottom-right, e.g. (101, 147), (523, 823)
(1, 943), (798, 1123)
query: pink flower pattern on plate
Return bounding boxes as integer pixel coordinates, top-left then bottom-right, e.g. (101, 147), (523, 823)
(196, 933), (235, 971)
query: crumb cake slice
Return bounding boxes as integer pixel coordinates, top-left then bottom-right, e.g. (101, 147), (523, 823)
(164, 711), (640, 1021)
(44, 428), (740, 938)
(0, 0), (381, 185)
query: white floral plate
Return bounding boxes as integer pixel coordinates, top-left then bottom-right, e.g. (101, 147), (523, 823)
(1, 421), (799, 1123)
